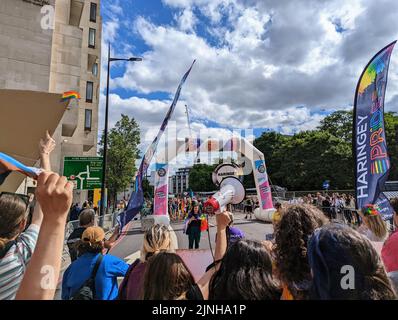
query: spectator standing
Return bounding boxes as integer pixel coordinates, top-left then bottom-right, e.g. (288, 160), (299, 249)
(273, 204), (328, 300)
(66, 209), (95, 262)
(308, 223), (396, 300)
(0, 131), (54, 300)
(62, 226), (129, 300)
(118, 224), (172, 300)
(382, 198), (398, 293)
(357, 204), (388, 243)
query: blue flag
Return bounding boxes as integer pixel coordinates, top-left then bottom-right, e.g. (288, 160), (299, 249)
(353, 41), (396, 220)
(118, 60), (196, 229)
(0, 152), (41, 185)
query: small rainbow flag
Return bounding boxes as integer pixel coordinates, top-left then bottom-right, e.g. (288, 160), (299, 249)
(61, 91), (81, 102)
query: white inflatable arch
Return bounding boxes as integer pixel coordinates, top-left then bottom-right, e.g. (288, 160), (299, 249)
(149, 136), (275, 225)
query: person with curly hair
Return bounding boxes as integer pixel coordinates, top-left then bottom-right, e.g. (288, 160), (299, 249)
(308, 223), (396, 300)
(273, 204), (328, 300)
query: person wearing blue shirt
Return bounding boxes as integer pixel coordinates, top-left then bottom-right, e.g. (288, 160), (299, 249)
(62, 226), (129, 300)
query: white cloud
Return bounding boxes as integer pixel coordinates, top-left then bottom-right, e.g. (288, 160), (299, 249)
(100, 0), (398, 167)
(176, 8), (197, 32)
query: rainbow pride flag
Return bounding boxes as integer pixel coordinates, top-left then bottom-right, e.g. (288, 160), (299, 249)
(0, 152), (41, 185)
(61, 91), (81, 102)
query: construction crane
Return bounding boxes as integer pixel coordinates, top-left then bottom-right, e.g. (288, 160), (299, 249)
(185, 104), (192, 137)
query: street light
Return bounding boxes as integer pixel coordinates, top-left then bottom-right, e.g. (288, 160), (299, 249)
(100, 43), (142, 221)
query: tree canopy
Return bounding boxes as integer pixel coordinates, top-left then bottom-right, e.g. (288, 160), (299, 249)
(253, 110), (398, 191)
(99, 114), (140, 206)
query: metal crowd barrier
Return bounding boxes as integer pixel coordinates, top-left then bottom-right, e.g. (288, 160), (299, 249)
(63, 211), (120, 262)
(65, 211), (120, 239)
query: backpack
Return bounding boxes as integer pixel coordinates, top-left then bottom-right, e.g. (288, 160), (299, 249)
(70, 255), (103, 300)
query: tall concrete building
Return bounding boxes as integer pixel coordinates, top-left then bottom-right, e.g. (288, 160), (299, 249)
(0, 0), (102, 202)
(169, 167), (191, 195)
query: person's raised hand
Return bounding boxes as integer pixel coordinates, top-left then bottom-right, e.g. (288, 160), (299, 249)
(216, 211), (232, 230)
(36, 172), (73, 224)
(39, 130), (56, 155)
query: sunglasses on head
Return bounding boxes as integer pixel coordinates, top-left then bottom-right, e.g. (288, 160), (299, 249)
(0, 192), (30, 209)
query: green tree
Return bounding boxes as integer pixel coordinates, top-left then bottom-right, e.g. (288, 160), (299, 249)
(252, 110), (398, 191)
(99, 114), (140, 208)
(384, 112), (398, 180)
(143, 178), (154, 199)
(274, 130), (353, 190)
(189, 164), (217, 192)
(318, 110), (353, 143)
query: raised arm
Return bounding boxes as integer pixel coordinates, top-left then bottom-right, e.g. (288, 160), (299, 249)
(39, 130), (56, 171)
(16, 172), (73, 300)
(196, 211), (232, 299)
(30, 131), (56, 227)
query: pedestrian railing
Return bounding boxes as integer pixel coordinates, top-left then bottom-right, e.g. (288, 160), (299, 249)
(63, 211), (120, 261)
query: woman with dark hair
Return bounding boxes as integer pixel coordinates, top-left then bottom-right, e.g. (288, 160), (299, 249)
(308, 223), (396, 300)
(273, 204), (328, 300)
(208, 239), (281, 300)
(186, 201), (202, 249)
(142, 251), (195, 300)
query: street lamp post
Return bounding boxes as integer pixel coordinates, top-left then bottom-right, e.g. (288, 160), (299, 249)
(99, 43), (142, 222)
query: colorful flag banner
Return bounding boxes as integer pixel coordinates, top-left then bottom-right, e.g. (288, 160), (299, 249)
(353, 41), (396, 220)
(0, 152), (41, 185)
(118, 60), (196, 229)
(61, 91), (81, 102)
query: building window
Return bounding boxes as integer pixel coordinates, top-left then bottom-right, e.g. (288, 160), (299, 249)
(90, 3), (97, 22)
(92, 62), (98, 76)
(85, 109), (92, 131)
(88, 28), (96, 48)
(86, 81), (93, 102)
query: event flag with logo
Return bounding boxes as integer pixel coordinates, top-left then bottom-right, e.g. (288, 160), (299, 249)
(118, 60), (196, 230)
(353, 41), (396, 220)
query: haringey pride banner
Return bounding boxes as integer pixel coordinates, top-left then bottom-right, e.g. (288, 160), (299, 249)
(118, 60), (196, 230)
(353, 41), (396, 220)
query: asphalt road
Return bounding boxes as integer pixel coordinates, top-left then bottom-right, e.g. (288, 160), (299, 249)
(109, 211), (274, 260)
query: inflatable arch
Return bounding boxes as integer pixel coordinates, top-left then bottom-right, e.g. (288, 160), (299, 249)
(149, 136), (275, 225)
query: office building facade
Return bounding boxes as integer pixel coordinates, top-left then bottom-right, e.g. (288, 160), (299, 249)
(0, 0), (102, 202)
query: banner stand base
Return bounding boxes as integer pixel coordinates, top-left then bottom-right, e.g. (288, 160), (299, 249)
(254, 208), (275, 222)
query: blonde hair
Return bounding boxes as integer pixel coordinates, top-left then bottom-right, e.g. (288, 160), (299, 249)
(0, 194), (27, 251)
(364, 214), (388, 240)
(140, 224), (172, 262)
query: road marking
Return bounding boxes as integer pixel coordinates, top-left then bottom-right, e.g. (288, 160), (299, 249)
(124, 250), (141, 264)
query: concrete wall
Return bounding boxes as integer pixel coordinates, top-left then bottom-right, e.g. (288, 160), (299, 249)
(0, 0), (102, 204)
(0, 0), (55, 91)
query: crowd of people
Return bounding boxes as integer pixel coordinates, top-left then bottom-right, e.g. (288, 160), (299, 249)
(168, 196), (204, 222)
(1, 133), (398, 300)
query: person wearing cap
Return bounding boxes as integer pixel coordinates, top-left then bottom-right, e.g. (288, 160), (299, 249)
(186, 201), (202, 249)
(382, 198), (398, 293)
(61, 226), (129, 300)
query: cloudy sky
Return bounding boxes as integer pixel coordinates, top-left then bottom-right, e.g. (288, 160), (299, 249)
(99, 0), (398, 169)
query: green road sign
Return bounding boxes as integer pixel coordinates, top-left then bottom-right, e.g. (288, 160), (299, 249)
(63, 157), (103, 190)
